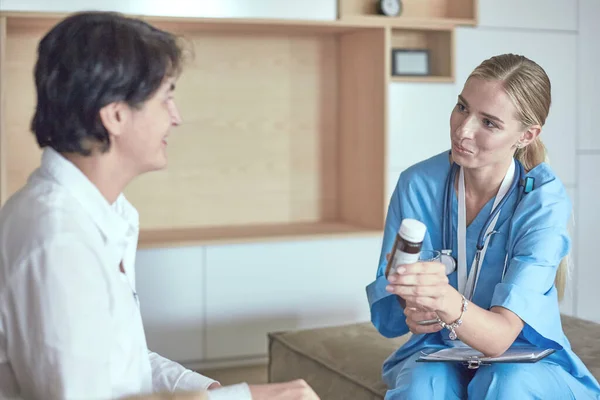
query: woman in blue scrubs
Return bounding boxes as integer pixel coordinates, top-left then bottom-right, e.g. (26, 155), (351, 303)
(367, 53), (600, 399)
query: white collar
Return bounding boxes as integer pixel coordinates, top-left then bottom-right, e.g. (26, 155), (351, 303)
(36, 147), (139, 245)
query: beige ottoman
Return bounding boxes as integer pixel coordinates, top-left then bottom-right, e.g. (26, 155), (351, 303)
(268, 315), (600, 400)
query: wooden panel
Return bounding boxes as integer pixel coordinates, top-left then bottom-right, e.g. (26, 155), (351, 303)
(338, 0), (476, 22)
(205, 236), (379, 359)
(1, 12), (384, 34)
(339, 28), (387, 229)
(390, 28), (453, 80)
(0, 17), (6, 204)
(146, 17), (372, 34)
(428, 29), (453, 78)
(4, 13), (62, 32)
(138, 222), (381, 249)
(391, 76), (453, 83)
(3, 22), (44, 201)
(125, 30), (339, 231)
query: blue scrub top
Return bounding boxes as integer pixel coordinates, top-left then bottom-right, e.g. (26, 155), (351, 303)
(366, 150), (600, 392)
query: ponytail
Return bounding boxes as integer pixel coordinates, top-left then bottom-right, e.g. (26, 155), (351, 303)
(514, 136), (546, 171)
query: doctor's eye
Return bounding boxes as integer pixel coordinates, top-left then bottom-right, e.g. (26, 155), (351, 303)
(456, 103), (467, 113)
(482, 118), (497, 129)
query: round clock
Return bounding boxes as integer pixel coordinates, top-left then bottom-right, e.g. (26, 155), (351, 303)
(378, 0), (402, 17)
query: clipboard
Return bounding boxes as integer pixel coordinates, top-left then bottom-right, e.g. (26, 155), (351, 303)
(416, 346), (555, 370)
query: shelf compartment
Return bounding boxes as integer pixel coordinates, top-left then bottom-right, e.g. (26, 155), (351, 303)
(338, 0), (477, 26)
(389, 27), (454, 82)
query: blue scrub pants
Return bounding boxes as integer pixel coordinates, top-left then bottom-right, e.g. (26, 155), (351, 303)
(383, 351), (599, 399)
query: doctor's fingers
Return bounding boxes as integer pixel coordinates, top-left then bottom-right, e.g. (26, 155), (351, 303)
(404, 300), (427, 311)
(387, 284), (447, 298)
(404, 307), (438, 322)
(395, 261), (446, 276)
(403, 294), (446, 312)
(388, 272), (448, 286)
(406, 317), (443, 335)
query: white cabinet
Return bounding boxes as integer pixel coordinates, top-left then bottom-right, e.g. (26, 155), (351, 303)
(477, 0), (577, 31)
(135, 246), (206, 363)
(454, 27), (577, 186)
(204, 237), (380, 359)
(576, 155), (600, 323)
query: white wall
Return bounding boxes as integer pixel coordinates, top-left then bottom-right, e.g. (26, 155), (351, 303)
(2, 0), (598, 368)
(477, 0), (577, 31)
(0, 0), (336, 20)
(576, 0), (600, 323)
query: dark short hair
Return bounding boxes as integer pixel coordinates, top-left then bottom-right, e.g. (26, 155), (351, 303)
(31, 11), (184, 155)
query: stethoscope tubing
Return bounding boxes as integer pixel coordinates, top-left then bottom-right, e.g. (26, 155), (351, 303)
(442, 159), (525, 252)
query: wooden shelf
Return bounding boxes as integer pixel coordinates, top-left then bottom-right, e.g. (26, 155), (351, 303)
(338, 0), (478, 26)
(338, 14), (475, 28)
(138, 222), (382, 248)
(390, 75), (454, 83)
(0, 12), (387, 247)
(389, 27), (454, 82)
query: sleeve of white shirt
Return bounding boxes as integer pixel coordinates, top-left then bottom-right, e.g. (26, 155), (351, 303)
(207, 383), (253, 400)
(5, 237), (113, 400)
(148, 351), (219, 392)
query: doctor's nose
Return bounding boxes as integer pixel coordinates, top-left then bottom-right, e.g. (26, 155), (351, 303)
(455, 115), (477, 140)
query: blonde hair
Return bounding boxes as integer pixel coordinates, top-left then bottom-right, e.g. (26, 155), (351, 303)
(467, 54), (569, 301)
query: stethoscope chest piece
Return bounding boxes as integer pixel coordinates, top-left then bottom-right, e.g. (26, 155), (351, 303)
(440, 249), (457, 275)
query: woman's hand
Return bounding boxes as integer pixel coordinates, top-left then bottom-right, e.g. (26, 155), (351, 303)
(385, 260), (453, 313)
(402, 302), (443, 334)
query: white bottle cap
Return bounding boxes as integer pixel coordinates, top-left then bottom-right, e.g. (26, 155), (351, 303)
(399, 218), (427, 243)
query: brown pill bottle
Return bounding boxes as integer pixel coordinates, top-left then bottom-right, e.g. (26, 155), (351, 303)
(385, 218), (427, 278)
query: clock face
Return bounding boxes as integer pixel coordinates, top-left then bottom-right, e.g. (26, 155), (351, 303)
(380, 0), (401, 16)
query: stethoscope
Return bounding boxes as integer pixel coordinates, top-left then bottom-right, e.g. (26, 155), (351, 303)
(439, 157), (534, 292)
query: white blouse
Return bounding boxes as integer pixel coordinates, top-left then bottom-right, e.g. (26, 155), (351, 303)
(0, 148), (250, 400)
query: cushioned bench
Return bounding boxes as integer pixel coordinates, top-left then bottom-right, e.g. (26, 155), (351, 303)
(268, 315), (600, 399)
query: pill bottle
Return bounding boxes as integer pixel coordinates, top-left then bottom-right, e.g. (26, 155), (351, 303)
(385, 218), (427, 277)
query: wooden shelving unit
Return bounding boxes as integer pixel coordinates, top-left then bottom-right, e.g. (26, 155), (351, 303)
(339, 0), (474, 83)
(389, 27), (455, 82)
(0, 1), (476, 248)
(0, 12), (388, 248)
(338, 0), (478, 26)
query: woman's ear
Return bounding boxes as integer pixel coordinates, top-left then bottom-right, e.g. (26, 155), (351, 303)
(518, 124), (542, 147)
(99, 102), (129, 138)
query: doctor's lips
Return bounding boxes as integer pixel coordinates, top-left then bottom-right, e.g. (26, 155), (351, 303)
(453, 143), (474, 155)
